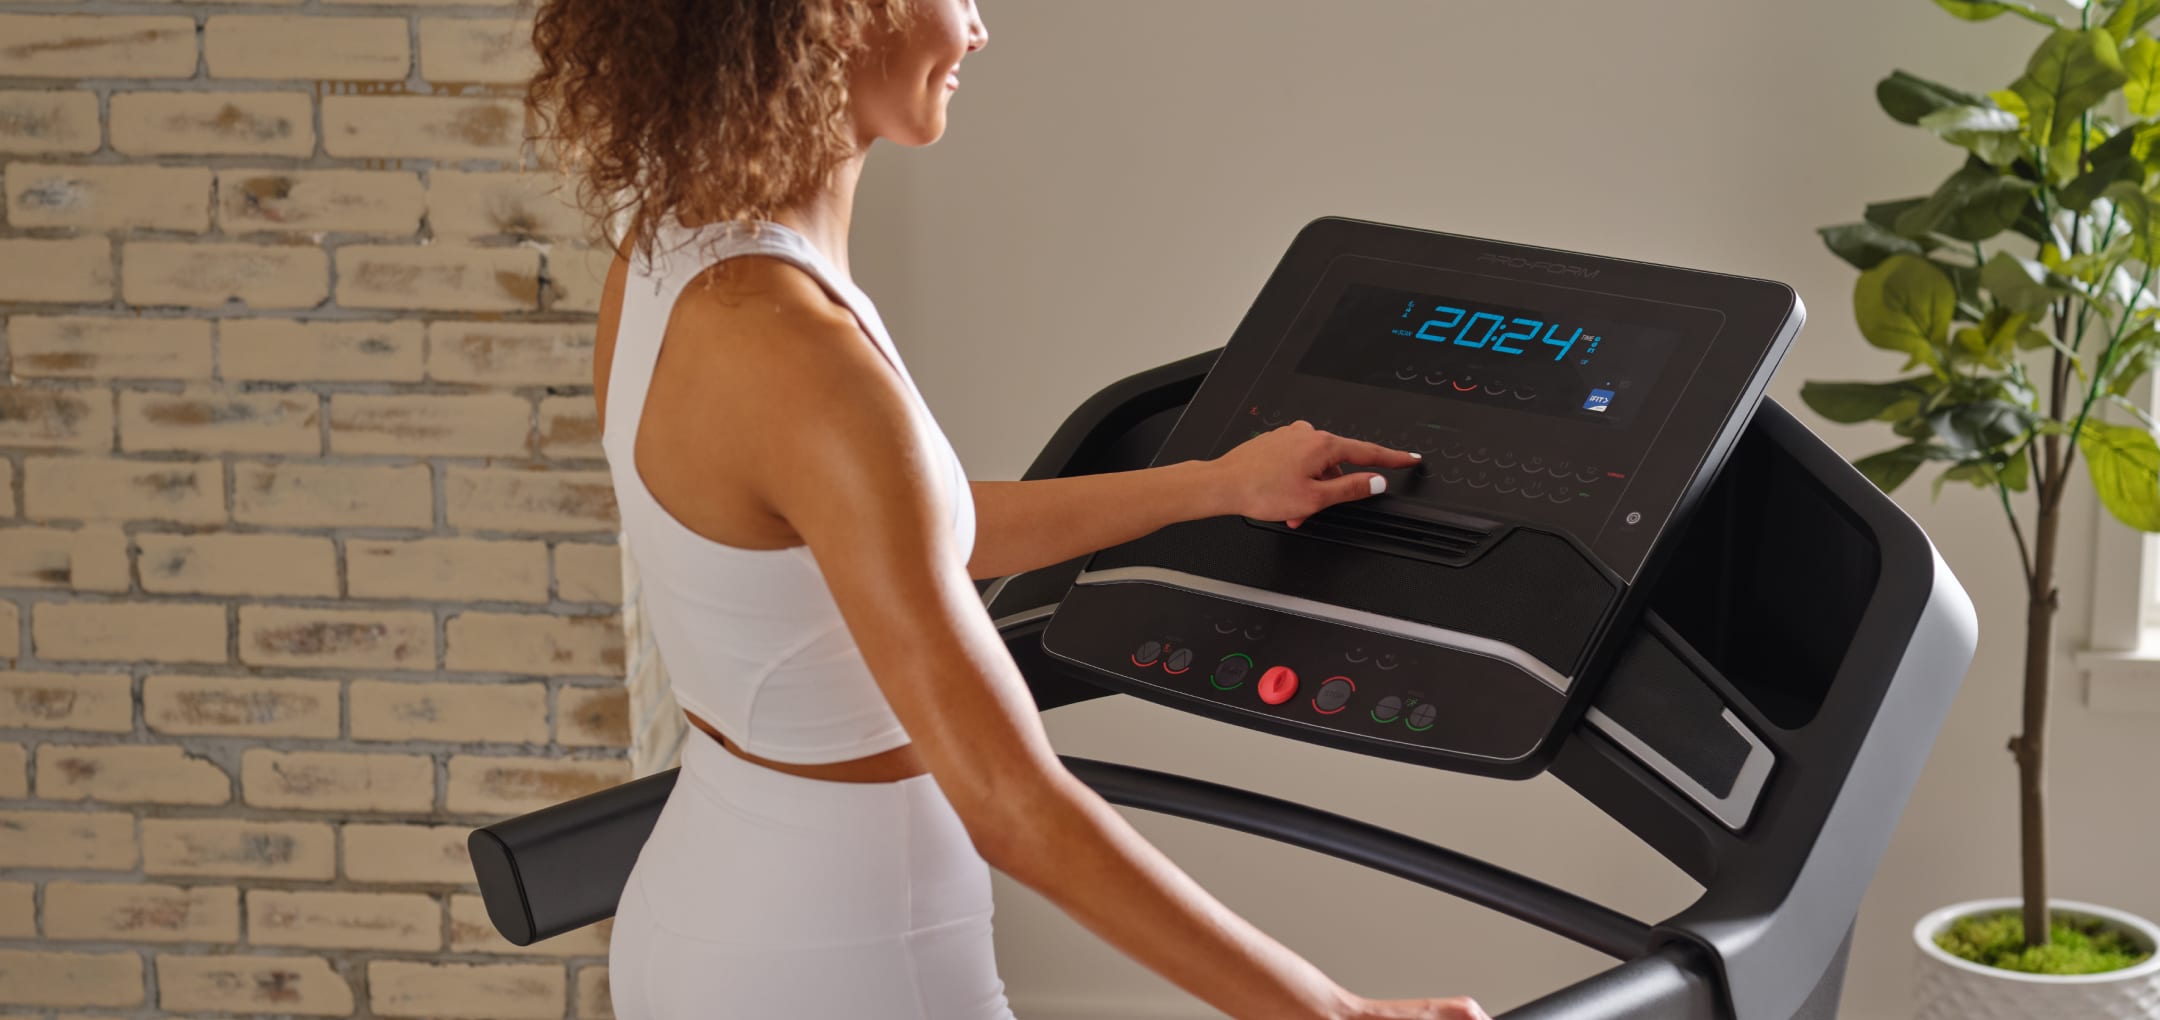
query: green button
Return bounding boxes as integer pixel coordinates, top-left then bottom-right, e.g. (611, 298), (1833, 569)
(1211, 653), (1253, 690)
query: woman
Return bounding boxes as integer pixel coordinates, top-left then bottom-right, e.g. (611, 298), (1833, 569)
(528, 2), (1490, 1018)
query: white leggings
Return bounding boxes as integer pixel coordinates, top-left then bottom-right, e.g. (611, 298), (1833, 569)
(609, 731), (1017, 1019)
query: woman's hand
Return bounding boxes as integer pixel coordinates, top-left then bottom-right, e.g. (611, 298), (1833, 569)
(1211, 420), (1424, 528)
(1345, 995), (1494, 1020)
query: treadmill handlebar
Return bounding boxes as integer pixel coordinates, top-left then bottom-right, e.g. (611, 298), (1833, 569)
(1494, 945), (1724, 1019)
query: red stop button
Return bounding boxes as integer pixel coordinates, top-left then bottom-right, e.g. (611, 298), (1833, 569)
(1257, 666), (1299, 705)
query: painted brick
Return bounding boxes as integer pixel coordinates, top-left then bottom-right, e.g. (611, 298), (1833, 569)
(157, 954), (353, 1016)
(428, 321), (591, 386)
(35, 601), (227, 664)
(220, 319), (425, 382)
(341, 822), (473, 884)
(446, 466), (615, 533)
(323, 96), (524, 161)
(538, 395), (600, 459)
(239, 605), (435, 670)
(233, 460), (433, 529)
(0, 15), (199, 79)
(0, 744), (22, 799)
(218, 168), (424, 236)
(5, 164), (213, 232)
(144, 674), (340, 738)
(556, 684), (629, 747)
(427, 169), (580, 240)
(0, 881), (30, 937)
(25, 456), (223, 523)
(0, 91), (100, 155)
(0, 237), (112, 303)
(547, 244), (613, 313)
(447, 611), (622, 676)
(0, 387), (114, 451)
(120, 387), (319, 455)
(348, 536), (548, 603)
(207, 15), (410, 81)
(419, 18), (538, 85)
(444, 754), (626, 816)
(241, 748), (435, 812)
(37, 743), (232, 805)
(336, 244), (542, 313)
(552, 542), (619, 603)
(0, 602), (17, 659)
(123, 241), (328, 309)
(0, 524), (129, 591)
(576, 965), (612, 1019)
(448, 893), (608, 956)
(0, 949), (143, 1008)
(44, 881), (241, 943)
(369, 960), (565, 1020)
(111, 91), (314, 158)
(137, 531), (338, 597)
(329, 392), (532, 457)
(142, 817), (334, 879)
(0, 671), (133, 732)
(9, 316), (215, 380)
(0, 386), (111, 449)
(350, 678), (548, 743)
(0, 808), (136, 870)
(247, 889), (441, 951)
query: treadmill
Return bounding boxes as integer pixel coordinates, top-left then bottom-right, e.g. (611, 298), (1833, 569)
(469, 219), (1977, 1019)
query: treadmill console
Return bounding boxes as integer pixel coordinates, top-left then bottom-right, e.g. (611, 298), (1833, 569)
(1041, 218), (1802, 778)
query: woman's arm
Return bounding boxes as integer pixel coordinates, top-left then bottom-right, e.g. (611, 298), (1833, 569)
(725, 276), (1480, 1020)
(967, 436), (1421, 580)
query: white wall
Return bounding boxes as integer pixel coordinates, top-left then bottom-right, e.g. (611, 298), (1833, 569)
(851, 2), (2159, 1016)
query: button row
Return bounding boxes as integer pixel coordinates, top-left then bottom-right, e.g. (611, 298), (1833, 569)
(1388, 365), (1540, 402)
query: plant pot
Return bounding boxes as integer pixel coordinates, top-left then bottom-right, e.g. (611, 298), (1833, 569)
(1913, 899), (2160, 1019)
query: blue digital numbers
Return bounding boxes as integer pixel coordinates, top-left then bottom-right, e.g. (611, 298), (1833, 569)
(1412, 304), (1592, 361)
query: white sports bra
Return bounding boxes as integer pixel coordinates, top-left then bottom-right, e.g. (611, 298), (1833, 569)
(601, 219), (977, 765)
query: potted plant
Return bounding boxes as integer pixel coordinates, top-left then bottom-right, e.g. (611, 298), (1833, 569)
(1810, 1), (2160, 1014)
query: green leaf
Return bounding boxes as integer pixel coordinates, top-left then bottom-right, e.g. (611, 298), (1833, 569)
(2106, 322), (2160, 395)
(2126, 34), (2160, 115)
(1878, 70), (1991, 125)
(2002, 446), (2033, 491)
(1802, 378), (1937, 423)
(2011, 28), (2129, 146)
(2080, 420), (2160, 530)
(1896, 163), (2038, 242)
(1819, 222), (1931, 271)
(2107, 0), (2160, 39)
(1867, 197), (1932, 237)
(1934, 0), (2063, 26)
(2103, 179), (2160, 259)
(1981, 251), (2076, 314)
(1935, 460), (2002, 498)
(1930, 400), (2037, 459)
(1854, 254), (1955, 368)
(1920, 104), (2028, 166)
(2059, 126), (2145, 210)
(1855, 444), (1935, 494)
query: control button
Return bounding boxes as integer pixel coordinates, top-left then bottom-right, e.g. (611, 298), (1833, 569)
(1374, 652), (1400, 670)
(1514, 386), (1539, 401)
(1423, 371), (1448, 387)
(1576, 466), (1602, 483)
(1165, 647), (1195, 674)
(1344, 645), (1369, 663)
(1482, 381), (1509, 396)
(1132, 640), (1163, 667)
(1413, 461), (1435, 479)
(1212, 653), (1253, 690)
(1438, 465), (1465, 485)
(1495, 450), (1519, 470)
(1261, 408), (1286, 426)
(1242, 622), (1267, 641)
(1522, 479), (1547, 499)
(1313, 676), (1355, 714)
(1467, 470), (1493, 489)
(1467, 446), (1493, 464)
(1394, 365), (1421, 381)
(1257, 666), (1299, 705)
(1407, 703), (1439, 731)
(1547, 459), (1575, 479)
(1523, 455), (1547, 472)
(1372, 695), (1404, 722)
(1496, 475), (1520, 495)
(1549, 488), (1575, 505)
(1213, 619), (1239, 634)
(1440, 441), (1467, 460)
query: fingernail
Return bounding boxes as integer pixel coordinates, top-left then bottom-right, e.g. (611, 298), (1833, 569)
(1408, 452), (1422, 460)
(1369, 474), (1387, 495)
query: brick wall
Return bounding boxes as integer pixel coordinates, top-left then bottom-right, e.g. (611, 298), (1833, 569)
(0, 3), (631, 1017)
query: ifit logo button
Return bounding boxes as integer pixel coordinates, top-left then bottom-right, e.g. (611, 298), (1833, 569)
(1583, 388), (1615, 412)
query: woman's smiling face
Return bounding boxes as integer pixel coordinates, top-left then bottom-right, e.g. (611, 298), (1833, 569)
(850, 0), (988, 148)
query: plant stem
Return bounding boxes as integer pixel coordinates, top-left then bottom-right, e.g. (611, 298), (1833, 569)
(1997, 480), (2037, 589)
(2015, 495), (2060, 950)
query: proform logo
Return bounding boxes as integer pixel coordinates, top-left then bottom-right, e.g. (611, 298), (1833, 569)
(1476, 253), (1602, 280)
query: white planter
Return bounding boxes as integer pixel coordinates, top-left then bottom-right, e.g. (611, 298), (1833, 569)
(1913, 899), (2160, 1019)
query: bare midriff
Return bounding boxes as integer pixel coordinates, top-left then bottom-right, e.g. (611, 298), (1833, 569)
(685, 709), (929, 783)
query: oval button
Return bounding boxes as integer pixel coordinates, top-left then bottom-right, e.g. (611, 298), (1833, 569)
(1372, 695), (1404, 722)
(1132, 640), (1162, 667)
(1257, 666), (1299, 705)
(1165, 647), (1194, 674)
(1313, 676), (1355, 714)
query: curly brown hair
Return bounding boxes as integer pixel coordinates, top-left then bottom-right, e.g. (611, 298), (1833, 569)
(526, 0), (905, 265)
